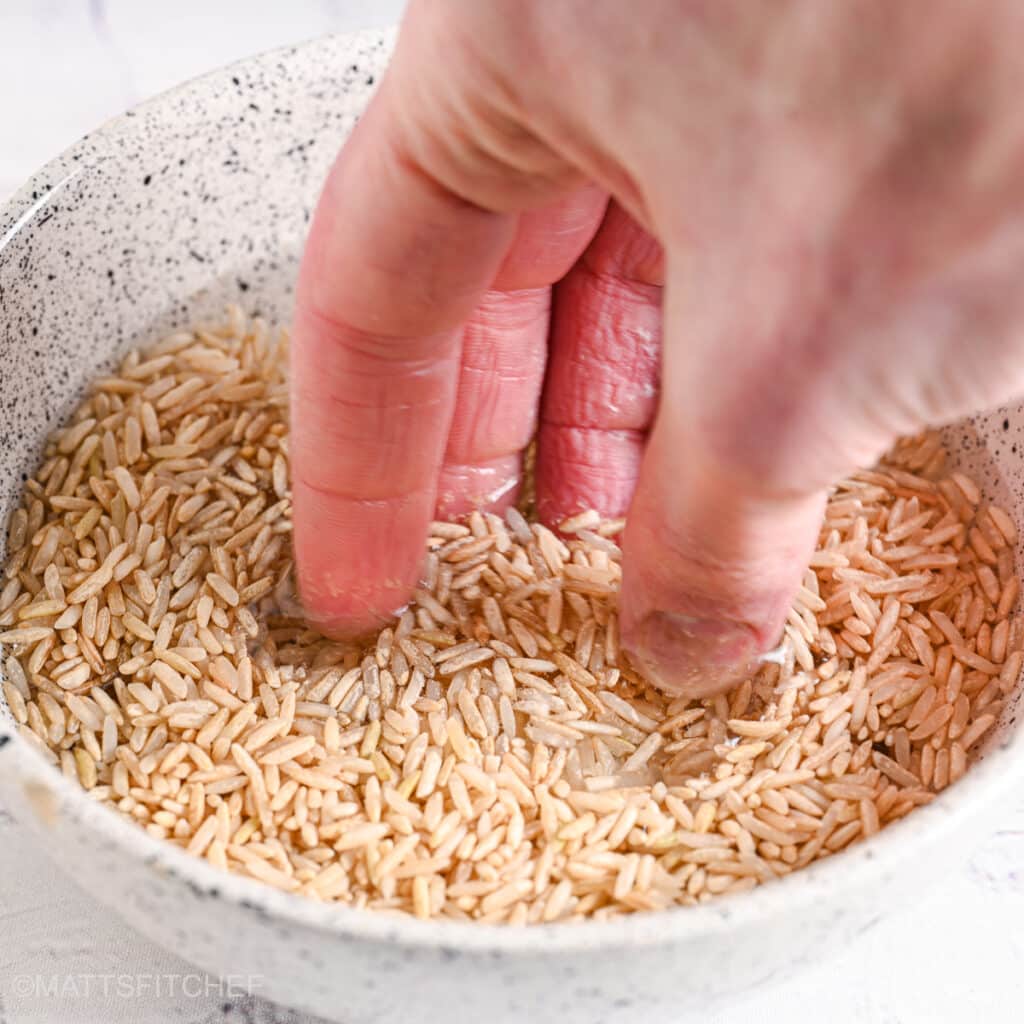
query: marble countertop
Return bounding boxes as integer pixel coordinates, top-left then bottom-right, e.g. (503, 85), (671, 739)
(0, 0), (403, 202)
(1, 2), (1023, 1022)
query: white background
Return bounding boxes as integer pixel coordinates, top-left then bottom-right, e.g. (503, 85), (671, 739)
(1, 2), (1023, 1022)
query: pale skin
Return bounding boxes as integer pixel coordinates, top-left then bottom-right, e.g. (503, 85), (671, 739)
(291, 0), (1024, 697)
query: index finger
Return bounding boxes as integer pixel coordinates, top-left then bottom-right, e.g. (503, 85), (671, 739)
(291, 83), (518, 636)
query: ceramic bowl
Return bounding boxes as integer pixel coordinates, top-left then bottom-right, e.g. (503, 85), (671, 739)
(2, 29), (1024, 1024)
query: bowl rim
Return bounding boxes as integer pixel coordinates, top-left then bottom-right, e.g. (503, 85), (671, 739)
(2, 28), (1024, 957)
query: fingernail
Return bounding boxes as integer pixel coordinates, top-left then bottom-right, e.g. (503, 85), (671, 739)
(623, 612), (759, 698)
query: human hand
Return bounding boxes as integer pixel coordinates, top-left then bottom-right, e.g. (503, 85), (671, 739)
(292, 0), (1024, 696)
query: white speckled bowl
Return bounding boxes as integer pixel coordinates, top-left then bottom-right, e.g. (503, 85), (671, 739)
(2, 30), (1024, 1024)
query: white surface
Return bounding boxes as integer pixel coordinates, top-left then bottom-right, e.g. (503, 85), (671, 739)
(0, 0), (404, 201)
(1, 2), (1023, 1022)
(3, 794), (1024, 1023)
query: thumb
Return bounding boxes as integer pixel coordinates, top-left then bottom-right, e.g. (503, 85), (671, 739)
(617, 248), (854, 699)
(618, 427), (827, 698)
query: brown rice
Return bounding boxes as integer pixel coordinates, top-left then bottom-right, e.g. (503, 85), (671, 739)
(0, 307), (1019, 924)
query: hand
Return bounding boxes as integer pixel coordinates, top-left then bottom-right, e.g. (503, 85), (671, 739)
(291, 0), (1024, 696)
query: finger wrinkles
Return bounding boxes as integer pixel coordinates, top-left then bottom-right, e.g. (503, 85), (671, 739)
(535, 204), (664, 524)
(292, 308), (461, 499)
(434, 192), (608, 520)
(292, 393), (452, 500)
(536, 425), (645, 521)
(435, 287), (549, 518)
(444, 287), (549, 465)
(542, 266), (662, 431)
(437, 454), (523, 517)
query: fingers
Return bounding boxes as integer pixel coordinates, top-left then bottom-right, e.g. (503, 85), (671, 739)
(618, 430), (828, 699)
(435, 286), (550, 517)
(616, 245), (833, 698)
(538, 214), (823, 698)
(437, 189), (607, 517)
(535, 203), (664, 524)
(291, 84), (519, 636)
(537, 203), (819, 700)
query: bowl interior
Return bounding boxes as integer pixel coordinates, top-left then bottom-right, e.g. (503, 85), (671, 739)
(2, 28), (1024, 954)
(0, 31), (390, 536)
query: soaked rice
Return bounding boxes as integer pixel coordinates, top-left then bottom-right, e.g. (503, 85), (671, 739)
(0, 307), (1019, 923)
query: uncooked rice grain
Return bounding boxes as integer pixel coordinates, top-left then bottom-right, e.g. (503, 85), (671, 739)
(1, 307), (1020, 924)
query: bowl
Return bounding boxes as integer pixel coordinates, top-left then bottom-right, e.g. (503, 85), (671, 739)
(2, 29), (1024, 1024)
